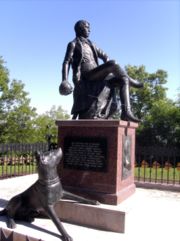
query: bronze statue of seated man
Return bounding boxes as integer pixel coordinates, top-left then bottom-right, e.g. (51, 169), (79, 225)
(59, 20), (143, 122)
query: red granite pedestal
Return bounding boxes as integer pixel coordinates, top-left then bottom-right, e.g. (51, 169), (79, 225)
(56, 120), (138, 205)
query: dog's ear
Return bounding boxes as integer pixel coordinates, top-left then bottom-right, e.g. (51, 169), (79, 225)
(56, 148), (63, 160)
(51, 148), (62, 159)
(35, 151), (41, 160)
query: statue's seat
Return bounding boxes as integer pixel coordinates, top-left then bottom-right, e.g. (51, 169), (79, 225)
(72, 76), (118, 119)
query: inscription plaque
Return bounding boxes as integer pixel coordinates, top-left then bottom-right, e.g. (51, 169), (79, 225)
(63, 137), (107, 172)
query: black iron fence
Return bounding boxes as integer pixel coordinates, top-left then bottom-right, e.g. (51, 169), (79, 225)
(135, 146), (180, 185)
(0, 143), (48, 179)
(0, 143), (180, 187)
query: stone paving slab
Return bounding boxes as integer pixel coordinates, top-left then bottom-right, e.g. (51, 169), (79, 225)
(0, 174), (180, 241)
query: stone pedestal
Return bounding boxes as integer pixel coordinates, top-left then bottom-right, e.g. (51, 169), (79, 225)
(56, 120), (138, 205)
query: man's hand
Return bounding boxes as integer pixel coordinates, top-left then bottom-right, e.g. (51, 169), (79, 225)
(59, 81), (73, 95)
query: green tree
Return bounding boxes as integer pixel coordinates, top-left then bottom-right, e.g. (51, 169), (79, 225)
(0, 57), (37, 143)
(0, 57), (70, 144)
(176, 87), (180, 107)
(124, 65), (180, 147)
(137, 99), (180, 146)
(125, 65), (168, 120)
(0, 57), (9, 122)
(32, 105), (70, 143)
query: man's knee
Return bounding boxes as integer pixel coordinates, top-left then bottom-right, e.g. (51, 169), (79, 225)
(106, 60), (124, 74)
(107, 59), (116, 65)
(106, 60), (119, 68)
(105, 60), (120, 74)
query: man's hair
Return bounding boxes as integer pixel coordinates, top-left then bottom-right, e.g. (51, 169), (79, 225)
(74, 20), (89, 36)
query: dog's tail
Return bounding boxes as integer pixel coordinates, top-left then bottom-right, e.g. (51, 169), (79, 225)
(0, 209), (7, 216)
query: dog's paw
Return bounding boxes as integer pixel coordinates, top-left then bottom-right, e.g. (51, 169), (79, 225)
(94, 200), (101, 205)
(7, 218), (16, 229)
(62, 234), (73, 241)
(89, 200), (101, 205)
(25, 216), (35, 223)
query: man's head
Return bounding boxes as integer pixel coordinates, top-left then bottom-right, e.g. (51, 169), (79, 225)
(74, 20), (90, 38)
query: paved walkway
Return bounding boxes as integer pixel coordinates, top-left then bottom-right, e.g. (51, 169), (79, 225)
(0, 174), (180, 241)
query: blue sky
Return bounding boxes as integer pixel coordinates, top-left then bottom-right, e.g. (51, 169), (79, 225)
(0, 0), (180, 114)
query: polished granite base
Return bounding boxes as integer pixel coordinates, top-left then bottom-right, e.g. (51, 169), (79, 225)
(56, 120), (138, 205)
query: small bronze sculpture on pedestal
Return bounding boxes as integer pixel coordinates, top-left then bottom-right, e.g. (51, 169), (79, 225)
(59, 20), (143, 122)
(0, 148), (99, 241)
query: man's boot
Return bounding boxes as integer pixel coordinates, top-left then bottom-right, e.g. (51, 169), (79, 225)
(120, 79), (141, 123)
(121, 106), (140, 123)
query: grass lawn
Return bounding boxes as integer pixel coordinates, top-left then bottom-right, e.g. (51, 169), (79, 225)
(1, 164), (180, 185)
(135, 167), (180, 183)
(0, 164), (37, 177)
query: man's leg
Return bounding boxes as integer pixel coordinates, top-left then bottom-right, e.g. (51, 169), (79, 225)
(85, 60), (141, 122)
(85, 60), (143, 88)
(84, 60), (126, 82)
(119, 77), (140, 122)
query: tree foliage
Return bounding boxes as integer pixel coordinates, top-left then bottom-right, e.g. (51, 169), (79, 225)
(125, 65), (168, 119)
(0, 57), (70, 143)
(32, 105), (70, 143)
(0, 57), (37, 143)
(125, 65), (180, 147)
(137, 99), (180, 146)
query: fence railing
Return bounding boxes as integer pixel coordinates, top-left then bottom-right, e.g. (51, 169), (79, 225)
(135, 146), (180, 185)
(0, 143), (180, 187)
(0, 143), (48, 179)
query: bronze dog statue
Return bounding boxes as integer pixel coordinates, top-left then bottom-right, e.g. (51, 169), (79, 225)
(0, 148), (99, 241)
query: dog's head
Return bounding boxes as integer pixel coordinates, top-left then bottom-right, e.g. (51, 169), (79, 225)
(35, 148), (63, 167)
